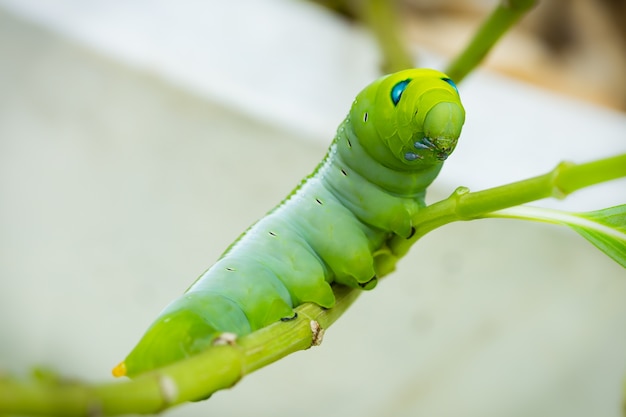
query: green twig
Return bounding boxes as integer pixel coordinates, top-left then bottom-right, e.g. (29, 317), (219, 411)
(0, 287), (360, 416)
(360, 0), (414, 72)
(390, 153), (626, 257)
(313, 0), (536, 79)
(446, 0), (538, 83)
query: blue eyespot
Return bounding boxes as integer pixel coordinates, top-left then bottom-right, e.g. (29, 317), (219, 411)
(390, 79), (411, 106)
(441, 77), (458, 94)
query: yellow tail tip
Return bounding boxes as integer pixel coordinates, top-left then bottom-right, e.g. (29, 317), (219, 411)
(112, 362), (127, 378)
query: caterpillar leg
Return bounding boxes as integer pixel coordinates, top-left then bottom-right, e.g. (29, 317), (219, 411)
(117, 259), (297, 377)
(286, 186), (377, 289)
(238, 216), (336, 308)
(191, 259), (295, 331)
(326, 163), (422, 239)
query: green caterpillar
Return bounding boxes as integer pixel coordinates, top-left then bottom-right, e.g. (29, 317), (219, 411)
(113, 68), (465, 377)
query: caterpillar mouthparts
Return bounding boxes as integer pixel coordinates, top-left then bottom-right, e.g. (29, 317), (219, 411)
(412, 136), (456, 161)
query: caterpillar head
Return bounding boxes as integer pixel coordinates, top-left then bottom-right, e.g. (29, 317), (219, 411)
(349, 68), (465, 171)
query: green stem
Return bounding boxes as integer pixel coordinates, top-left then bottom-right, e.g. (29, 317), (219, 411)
(445, 0), (537, 83)
(390, 153), (626, 256)
(0, 287), (360, 416)
(361, 0), (414, 72)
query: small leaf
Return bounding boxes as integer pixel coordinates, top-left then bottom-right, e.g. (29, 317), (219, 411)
(569, 205), (626, 268)
(486, 205), (626, 268)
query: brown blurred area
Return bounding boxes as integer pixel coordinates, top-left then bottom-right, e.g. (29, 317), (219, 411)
(315, 0), (626, 111)
(404, 0), (626, 112)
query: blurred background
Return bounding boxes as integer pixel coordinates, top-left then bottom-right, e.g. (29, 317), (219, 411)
(314, 0), (626, 110)
(412, 0), (626, 110)
(0, 1), (625, 417)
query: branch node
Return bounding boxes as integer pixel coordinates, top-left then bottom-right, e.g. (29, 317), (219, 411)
(158, 375), (179, 405)
(212, 332), (238, 346)
(550, 160), (574, 199)
(310, 320), (325, 346)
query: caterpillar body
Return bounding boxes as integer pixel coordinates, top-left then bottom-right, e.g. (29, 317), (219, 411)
(114, 68), (465, 377)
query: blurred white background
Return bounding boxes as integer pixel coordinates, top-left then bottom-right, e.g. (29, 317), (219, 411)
(0, 1), (625, 416)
